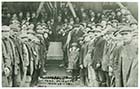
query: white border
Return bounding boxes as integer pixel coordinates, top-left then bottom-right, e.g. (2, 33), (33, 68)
(0, 0), (139, 2)
(0, 0), (139, 89)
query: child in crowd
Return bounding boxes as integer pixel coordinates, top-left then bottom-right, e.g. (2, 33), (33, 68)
(68, 42), (80, 81)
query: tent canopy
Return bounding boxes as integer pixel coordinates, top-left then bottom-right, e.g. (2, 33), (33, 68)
(2, 2), (138, 20)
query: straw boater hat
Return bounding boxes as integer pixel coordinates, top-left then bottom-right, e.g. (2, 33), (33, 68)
(2, 25), (10, 32)
(130, 22), (137, 26)
(28, 34), (40, 43)
(111, 19), (119, 23)
(96, 23), (103, 28)
(11, 19), (20, 24)
(37, 22), (41, 25)
(19, 32), (29, 42)
(78, 37), (84, 41)
(28, 24), (35, 29)
(42, 23), (47, 26)
(36, 29), (44, 34)
(105, 27), (117, 35)
(27, 30), (35, 35)
(91, 28), (102, 33)
(85, 26), (92, 31)
(9, 23), (20, 32)
(119, 26), (132, 34)
(113, 26), (132, 36)
(80, 22), (86, 27)
(2, 26), (11, 37)
(71, 42), (78, 47)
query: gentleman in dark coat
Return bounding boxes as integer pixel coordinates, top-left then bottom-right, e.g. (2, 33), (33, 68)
(88, 29), (108, 86)
(91, 32), (106, 69)
(18, 12), (24, 23)
(2, 13), (11, 26)
(29, 12), (37, 25)
(79, 34), (91, 86)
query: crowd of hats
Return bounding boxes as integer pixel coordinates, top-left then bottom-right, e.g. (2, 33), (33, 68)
(2, 7), (138, 40)
(1, 4), (138, 87)
(57, 8), (138, 43)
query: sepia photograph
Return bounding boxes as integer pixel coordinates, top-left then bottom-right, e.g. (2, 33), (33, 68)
(1, 1), (138, 87)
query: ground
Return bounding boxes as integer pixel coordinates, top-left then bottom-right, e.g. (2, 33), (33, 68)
(32, 60), (81, 87)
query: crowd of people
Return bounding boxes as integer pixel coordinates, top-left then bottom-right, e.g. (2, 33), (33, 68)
(2, 4), (138, 87)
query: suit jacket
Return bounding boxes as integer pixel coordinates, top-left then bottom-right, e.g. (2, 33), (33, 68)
(91, 37), (106, 67)
(70, 29), (84, 44)
(79, 43), (88, 66)
(9, 36), (24, 75)
(2, 39), (11, 71)
(2, 37), (12, 70)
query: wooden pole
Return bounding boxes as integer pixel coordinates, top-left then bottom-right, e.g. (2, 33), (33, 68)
(36, 2), (45, 18)
(67, 2), (77, 18)
(116, 2), (126, 9)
